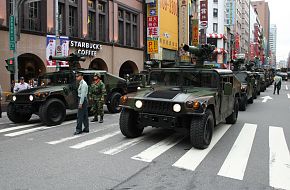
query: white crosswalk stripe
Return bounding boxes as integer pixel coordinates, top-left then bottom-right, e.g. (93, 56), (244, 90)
(287, 93), (290, 99)
(46, 123), (118, 145)
(172, 124), (231, 171)
(100, 135), (147, 155)
(218, 123), (257, 180)
(286, 85), (288, 90)
(70, 130), (121, 149)
(4, 120), (76, 137)
(269, 126), (290, 190)
(131, 134), (184, 163)
(0, 123), (38, 134)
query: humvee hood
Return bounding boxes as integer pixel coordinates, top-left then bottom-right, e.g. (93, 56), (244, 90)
(129, 87), (216, 100)
(14, 85), (68, 94)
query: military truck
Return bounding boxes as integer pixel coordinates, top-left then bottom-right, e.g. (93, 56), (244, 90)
(232, 58), (255, 111)
(6, 55), (127, 126)
(119, 44), (241, 149)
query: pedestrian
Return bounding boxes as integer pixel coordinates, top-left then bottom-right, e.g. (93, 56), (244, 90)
(13, 77), (30, 93)
(0, 84), (2, 118)
(74, 72), (89, 135)
(273, 74), (282, 95)
(89, 73), (106, 123)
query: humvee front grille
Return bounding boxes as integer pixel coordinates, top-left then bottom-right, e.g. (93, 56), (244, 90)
(15, 95), (30, 103)
(142, 100), (173, 115)
(147, 90), (179, 99)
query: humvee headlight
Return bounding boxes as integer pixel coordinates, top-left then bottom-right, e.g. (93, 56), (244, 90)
(135, 100), (143, 108)
(137, 86), (141, 90)
(29, 95), (34, 101)
(12, 96), (16, 101)
(173, 104), (181, 112)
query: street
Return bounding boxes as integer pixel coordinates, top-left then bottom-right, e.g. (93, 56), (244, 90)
(0, 82), (289, 190)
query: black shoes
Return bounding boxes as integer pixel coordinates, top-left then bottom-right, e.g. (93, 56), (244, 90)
(99, 116), (103, 123)
(91, 117), (98, 122)
(82, 129), (89, 133)
(74, 131), (82, 135)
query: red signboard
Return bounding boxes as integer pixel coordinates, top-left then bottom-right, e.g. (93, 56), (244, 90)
(147, 16), (158, 27)
(200, 0), (208, 22)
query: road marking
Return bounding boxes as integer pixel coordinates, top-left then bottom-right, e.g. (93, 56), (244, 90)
(217, 123), (257, 180)
(100, 135), (147, 155)
(4, 120), (76, 137)
(0, 123), (39, 134)
(269, 126), (290, 190)
(70, 130), (121, 149)
(261, 96), (273, 103)
(286, 85), (288, 90)
(287, 94), (290, 99)
(131, 134), (184, 163)
(172, 124), (231, 171)
(46, 123), (118, 145)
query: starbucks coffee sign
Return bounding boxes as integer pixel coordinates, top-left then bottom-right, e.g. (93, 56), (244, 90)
(70, 40), (102, 56)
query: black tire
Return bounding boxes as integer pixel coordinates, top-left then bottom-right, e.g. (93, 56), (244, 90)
(39, 98), (66, 126)
(226, 98), (239, 124)
(239, 96), (247, 111)
(107, 92), (122, 113)
(190, 109), (214, 149)
(248, 96), (254, 104)
(119, 108), (144, 138)
(7, 103), (32, 123)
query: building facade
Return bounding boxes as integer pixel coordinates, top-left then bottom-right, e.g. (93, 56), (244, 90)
(269, 24), (277, 66)
(0, 0), (145, 92)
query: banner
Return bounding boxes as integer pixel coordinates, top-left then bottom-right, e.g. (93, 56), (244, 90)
(60, 36), (69, 67)
(46, 35), (56, 67)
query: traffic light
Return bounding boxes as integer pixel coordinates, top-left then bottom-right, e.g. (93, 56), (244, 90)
(5, 58), (15, 73)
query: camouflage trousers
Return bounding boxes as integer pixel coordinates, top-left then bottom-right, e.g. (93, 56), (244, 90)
(91, 100), (104, 117)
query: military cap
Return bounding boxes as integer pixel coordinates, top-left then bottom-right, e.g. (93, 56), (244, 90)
(94, 73), (100, 77)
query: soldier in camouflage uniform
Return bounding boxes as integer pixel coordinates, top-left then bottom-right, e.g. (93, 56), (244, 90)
(89, 73), (106, 123)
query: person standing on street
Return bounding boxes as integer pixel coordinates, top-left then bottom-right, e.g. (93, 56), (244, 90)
(75, 72), (89, 135)
(273, 74), (282, 95)
(89, 73), (106, 123)
(13, 77), (30, 93)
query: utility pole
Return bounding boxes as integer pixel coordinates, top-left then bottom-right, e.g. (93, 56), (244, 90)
(55, 0), (60, 71)
(13, 0), (19, 82)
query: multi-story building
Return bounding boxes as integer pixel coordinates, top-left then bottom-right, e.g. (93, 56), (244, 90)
(240, 0), (250, 55)
(0, 0), (145, 92)
(250, 0), (270, 58)
(269, 24), (277, 65)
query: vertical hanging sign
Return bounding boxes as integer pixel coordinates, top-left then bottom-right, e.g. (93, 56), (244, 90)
(9, 15), (15, 50)
(147, 1), (159, 54)
(200, 0), (208, 44)
(192, 19), (199, 46)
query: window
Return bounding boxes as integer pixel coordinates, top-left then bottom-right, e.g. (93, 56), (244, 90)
(118, 8), (138, 47)
(214, 0), (218, 2)
(213, 8), (218, 17)
(69, 6), (78, 37)
(213, 23), (218, 32)
(22, 1), (42, 31)
(88, 11), (96, 40)
(98, 1), (107, 41)
(58, 3), (65, 35)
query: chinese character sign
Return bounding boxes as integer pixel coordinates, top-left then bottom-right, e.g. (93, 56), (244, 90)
(200, 0), (208, 22)
(60, 36), (69, 67)
(147, 40), (159, 54)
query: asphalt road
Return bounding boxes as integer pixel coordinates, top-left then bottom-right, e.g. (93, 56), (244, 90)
(0, 81), (289, 190)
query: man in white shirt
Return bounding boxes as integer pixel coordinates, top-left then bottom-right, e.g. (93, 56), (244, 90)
(273, 75), (282, 95)
(13, 77), (30, 93)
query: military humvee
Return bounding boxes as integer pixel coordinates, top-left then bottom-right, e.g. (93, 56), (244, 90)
(119, 67), (241, 149)
(6, 70), (127, 126)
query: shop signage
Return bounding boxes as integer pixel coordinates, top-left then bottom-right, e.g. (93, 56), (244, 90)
(147, 39), (159, 54)
(69, 40), (102, 56)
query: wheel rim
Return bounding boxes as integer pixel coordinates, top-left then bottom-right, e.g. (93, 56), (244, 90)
(48, 102), (63, 122)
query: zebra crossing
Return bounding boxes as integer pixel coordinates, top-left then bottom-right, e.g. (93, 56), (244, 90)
(0, 121), (289, 189)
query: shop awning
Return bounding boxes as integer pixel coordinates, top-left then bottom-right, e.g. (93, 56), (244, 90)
(206, 33), (228, 40)
(214, 48), (228, 54)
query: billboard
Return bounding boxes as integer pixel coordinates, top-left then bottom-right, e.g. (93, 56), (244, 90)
(46, 35), (69, 67)
(159, 0), (178, 50)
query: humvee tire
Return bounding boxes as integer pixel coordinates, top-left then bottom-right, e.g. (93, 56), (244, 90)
(190, 109), (214, 149)
(248, 96), (254, 104)
(7, 103), (32, 123)
(107, 92), (122, 113)
(239, 96), (247, 111)
(119, 108), (144, 138)
(226, 98), (239, 124)
(39, 98), (66, 126)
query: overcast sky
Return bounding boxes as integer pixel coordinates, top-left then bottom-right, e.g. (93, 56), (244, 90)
(252, 0), (290, 61)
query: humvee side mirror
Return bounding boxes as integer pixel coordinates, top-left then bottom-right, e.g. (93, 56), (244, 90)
(224, 82), (232, 95)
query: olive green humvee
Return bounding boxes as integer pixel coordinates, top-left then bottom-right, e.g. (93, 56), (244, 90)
(6, 70), (127, 126)
(119, 67), (241, 149)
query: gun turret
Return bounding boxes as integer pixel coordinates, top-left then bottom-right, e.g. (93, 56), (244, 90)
(49, 53), (86, 70)
(182, 44), (215, 67)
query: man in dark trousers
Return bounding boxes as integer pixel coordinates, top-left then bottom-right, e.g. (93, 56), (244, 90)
(75, 72), (89, 135)
(273, 74), (282, 95)
(89, 73), (106, 123)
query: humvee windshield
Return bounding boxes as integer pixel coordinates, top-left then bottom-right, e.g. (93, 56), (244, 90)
(149, 70), (219, 88)
(235, 72), (247, 83)
(38, 72), (74, 86)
